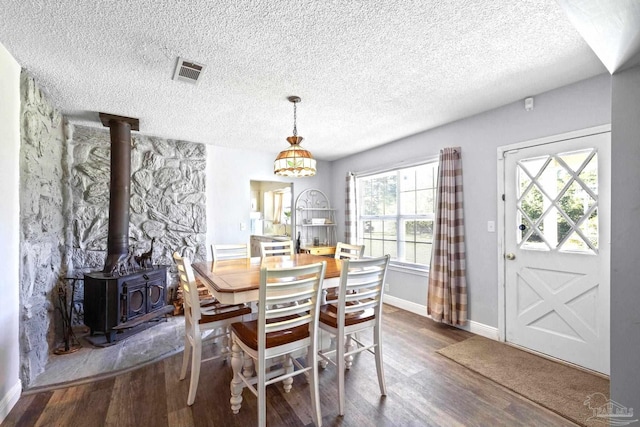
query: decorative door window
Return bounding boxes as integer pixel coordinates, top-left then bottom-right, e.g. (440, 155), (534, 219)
(516, 148), (599, 253)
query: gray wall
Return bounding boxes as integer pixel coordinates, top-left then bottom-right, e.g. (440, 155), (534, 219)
(330, 73), (612, 327)
(0, 42), (21, 423)
(610, 65), (640, 414)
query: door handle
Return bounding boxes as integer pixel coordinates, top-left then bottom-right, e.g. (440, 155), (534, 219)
(505, 253), (516, 260)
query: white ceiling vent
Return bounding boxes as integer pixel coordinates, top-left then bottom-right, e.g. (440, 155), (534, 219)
(173, 57), (206, 84)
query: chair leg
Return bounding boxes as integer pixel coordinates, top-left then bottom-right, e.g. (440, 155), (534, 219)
(230, 338), (244, 414)
(337, 331), (346, 416)
(344, 334), (354, 369)
(374, 325), (387, 396)
(308, 341), (322, 426)
(179, 336), (191, 381)
(221, 327), (231, 364)
(187, 339), (202, 405)
(258, 356), (267, 427)
(243, 355), (255, 378)
(282, 355), (294, 393)
(318, 329), (331, 369)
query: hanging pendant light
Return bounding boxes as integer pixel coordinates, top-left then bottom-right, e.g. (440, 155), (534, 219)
(274, 96), (317, 177)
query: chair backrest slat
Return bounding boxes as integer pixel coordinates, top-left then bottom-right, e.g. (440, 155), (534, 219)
(334, 242), (364, 260)
(264, 313), (313, 334)
(212, 243), (249, 261)
(173, 251), (202, 322)
(260, 240), (295, 257)
(265, 300), (314, 320)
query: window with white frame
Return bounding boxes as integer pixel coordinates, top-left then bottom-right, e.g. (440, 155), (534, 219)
(356, 160), (438, 269)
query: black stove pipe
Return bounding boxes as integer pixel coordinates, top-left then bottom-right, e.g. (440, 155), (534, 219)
(101, 115), (137, 274)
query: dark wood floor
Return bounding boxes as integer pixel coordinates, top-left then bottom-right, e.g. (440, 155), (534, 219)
(4, 306), (577, 427)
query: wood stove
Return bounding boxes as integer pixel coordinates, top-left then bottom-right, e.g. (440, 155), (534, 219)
(83, 113), (171, 345)
(84, 267), (170, 343)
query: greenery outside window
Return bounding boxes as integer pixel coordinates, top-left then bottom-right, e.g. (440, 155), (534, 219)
(357, 160), (438, 269)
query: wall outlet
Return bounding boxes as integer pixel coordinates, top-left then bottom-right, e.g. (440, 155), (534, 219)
(385, 283), (390, 292)
(240, 222), (246, 231)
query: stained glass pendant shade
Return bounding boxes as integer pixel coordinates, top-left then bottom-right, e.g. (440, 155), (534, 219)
(274, 96), (316, 177)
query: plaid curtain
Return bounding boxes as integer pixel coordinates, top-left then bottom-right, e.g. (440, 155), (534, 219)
(427, 147), (468, 325)
(344, 172), (356, 244)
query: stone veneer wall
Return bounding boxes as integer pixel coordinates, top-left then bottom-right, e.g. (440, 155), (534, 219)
(69, 125), (208, 275)
(18, 73), (208, 386)
(19, 72), (68, 385)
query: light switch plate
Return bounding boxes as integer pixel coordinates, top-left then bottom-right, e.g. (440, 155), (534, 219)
(487, 221), (495, 232)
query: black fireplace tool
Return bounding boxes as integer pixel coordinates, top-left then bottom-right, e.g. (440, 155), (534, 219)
(54, 277), (82, 355)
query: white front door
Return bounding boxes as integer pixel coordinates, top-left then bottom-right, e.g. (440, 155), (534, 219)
(503, 130), (610, 375)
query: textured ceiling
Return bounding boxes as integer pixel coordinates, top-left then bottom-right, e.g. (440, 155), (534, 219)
(1, 0), (609, 161)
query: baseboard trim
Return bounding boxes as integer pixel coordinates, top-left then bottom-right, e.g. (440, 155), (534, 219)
(461, 320), (500, 340)
(0, 380), (22, 424)
(383, 295), (500, 340)
(384, 294), (426, 317)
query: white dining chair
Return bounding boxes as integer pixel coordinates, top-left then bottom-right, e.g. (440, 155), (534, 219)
(229, 261), (326, 427)
(317, 254), (390, 416)
(334, 242), (364, 260)
(211, 243), (250, 261)
(325, 242), (365, 303)
(173, 252), (252, 406)
(259, 240), (294, 257)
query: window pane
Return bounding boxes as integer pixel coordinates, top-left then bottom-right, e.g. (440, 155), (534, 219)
(415, 164), (433, 190)
(418, 220), (433, 242)
(416, 189), (433, 215)
(361, 179), (375, 215)
(400, 168), (415, 191)
(404, 242), (416, 263)
(403, 220), (432, 264)
(383, 175), (397, 215)
(579, 153), (598, 195)
(370, 220), (383, 235)
(383, 239), (398, 259)
(399, 191), (415, 215)
(416, 242), (432, 264)
(362, 220), (375, 238)
(382, 220), (397, 239)
(360, 173), (397, 216)
(362, 237), (381, 257)
(403, 220), (432, 242)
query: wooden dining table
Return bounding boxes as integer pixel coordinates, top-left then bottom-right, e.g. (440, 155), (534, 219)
(191, 253), (343, 305)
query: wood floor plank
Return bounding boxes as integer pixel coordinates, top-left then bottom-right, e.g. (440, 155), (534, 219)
(163, 353), (195, 427)
(1, 392), (52, 427)
(105, 361), (168, 427)
(4, 305), (586, 427)
(31, 378), (115, 427)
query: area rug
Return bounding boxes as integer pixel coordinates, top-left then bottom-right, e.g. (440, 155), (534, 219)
(437, 336), (610, 427)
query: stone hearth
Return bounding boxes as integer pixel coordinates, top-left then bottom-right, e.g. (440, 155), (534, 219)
(28, 315), (185, 391)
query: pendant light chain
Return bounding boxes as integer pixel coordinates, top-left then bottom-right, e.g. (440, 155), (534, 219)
(292, 100), (297, 137)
